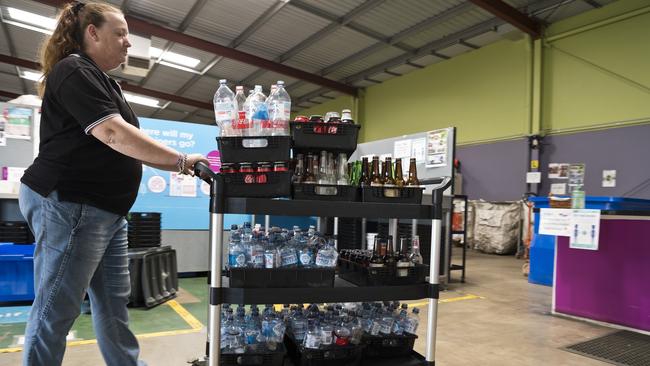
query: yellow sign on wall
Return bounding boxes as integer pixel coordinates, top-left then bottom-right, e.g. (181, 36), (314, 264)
(531, 160), (539, 169)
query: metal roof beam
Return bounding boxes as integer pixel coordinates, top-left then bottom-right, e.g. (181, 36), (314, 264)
(582, 0), (602, 8)
(469, 0), (542, 39)
(172, 0), (290, 99)
(0, 53), (214, 111)
(32, 0), (357, 96)
(288, 0), (414, 52)
(239, 0), (387, 86)
(318, 2), (473, 76)
(138, 0), (208, 87)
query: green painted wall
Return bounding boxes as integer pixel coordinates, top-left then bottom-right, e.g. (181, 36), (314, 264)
(542, 1), (650, 132)
(296, 0), (650, 144)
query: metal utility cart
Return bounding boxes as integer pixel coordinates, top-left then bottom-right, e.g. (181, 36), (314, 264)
(194, 162), (450, 366)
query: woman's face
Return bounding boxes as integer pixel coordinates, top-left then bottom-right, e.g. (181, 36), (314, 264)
(90, 11), (131, 71)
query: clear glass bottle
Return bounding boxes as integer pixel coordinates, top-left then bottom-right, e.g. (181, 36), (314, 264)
(396, 237), (414, 277)
(409, 235), (424, 265)
(336, 153), (349, 185)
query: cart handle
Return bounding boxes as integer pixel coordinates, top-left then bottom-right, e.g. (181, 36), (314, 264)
(194, 161), (218, 184)
(429, 176), (452, 193)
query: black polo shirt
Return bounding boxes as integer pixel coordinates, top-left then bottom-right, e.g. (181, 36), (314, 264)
(21, 52), (142, 216)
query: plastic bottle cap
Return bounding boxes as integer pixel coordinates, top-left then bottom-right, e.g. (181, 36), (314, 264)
(219, 79), (227, 84)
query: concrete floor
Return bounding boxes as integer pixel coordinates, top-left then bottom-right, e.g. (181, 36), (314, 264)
(0, 250), (612, 365)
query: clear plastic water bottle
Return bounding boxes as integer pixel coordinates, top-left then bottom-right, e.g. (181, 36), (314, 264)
(291, 312), (307, 342)
(392, 304), (408, 335)
(334, 317), (351, 346)
(267, 80), (291, 136)
(228, 225), (246, 268)
(248, 85), (268, 136)
(250, 236), (265, 268)
(280, 236), (298, 267)
(403, 308), (420, 335)
(315, 238), (339, 267)
(303, 326), (321, 349)
(213, 79), (236, 137)
(234, 86), (248, 135)
(242, 90), (254, 137)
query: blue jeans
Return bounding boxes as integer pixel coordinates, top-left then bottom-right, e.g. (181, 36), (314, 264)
(19, 184), (145, 366)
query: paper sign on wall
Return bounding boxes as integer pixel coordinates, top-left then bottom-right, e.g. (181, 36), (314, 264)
(550, 183), (567, 195)
(393, 139), (412, 159)
(411, 138), (426, 163)
(526, 172), (541, 184)
(602, 170), (616, 187)
(548, 163), (569, 179)
(539, 208), (572, 236)
(569, 209), (600, 250)
(425, 129), (448, 167)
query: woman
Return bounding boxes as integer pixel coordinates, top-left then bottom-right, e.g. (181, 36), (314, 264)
(19, 2), (209, 365)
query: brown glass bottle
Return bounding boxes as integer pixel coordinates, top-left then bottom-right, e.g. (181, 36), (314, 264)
(383, 157), (396, 187)
(360, 157), (370, 187)
(293, 154), (305, 183)
(394, 158), (405, 187)
(303, 154), (317, 184)
(370, 157), (383, 186)
(396, 237), (413, 277)
(406, 158), (420, 186)
(368, 236), (385, 268)
(383, 236), (397, 268)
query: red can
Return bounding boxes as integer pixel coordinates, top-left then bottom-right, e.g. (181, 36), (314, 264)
(273, 162), (288, 172)
(239, 163), (254, 173)
(244, 174), (255, 184)
(220, 163), (236, 174)
(257, 162), (272, 173)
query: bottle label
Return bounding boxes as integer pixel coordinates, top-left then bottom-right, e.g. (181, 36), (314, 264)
(214, 102), (234, 123)
(334, 335), (349, 346)
(253, 253), (264, 266)
(235, 253), (246, 267)
(299, 253), (312, 265)
(304, 333), (320, 349)
(281, 252), (297, 266)
(321, 330), (333, 344)
(264, 253), (275, 268)
(235, 111), (249, 129)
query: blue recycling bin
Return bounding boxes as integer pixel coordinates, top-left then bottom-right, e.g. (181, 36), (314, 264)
(528, 196), (650, 286)
(0, 243), (36, 302)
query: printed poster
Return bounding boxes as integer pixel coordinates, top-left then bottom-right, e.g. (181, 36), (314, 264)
(426, 129), (448, 168)
(548, 163), (569, 179)
(550, 183), (567, 195)
(169, 172), (197, 197)
(393, 139), (412, 160)
(411, 138), (426, 163)
(602, 170), (616, 187)
(569, 209), (600, 250)
(539, 208), (572, 236)
(568, 163), (586, 188)
(4, 107), (32, 138)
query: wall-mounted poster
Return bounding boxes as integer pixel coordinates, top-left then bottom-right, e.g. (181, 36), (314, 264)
(3, 107), (32, 138)
(548, 163), (569, 179)
(426, 129), (448, 168)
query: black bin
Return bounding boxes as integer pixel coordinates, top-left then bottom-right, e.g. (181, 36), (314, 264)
(128, 246), (178, 308)
(217, 136), (291, 164)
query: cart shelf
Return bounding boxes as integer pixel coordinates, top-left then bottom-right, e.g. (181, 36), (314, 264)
(221, 197), (434, 219)
(216, 276), (436, 304)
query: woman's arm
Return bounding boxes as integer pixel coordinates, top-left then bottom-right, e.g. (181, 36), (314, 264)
(89, 115), (207, 174)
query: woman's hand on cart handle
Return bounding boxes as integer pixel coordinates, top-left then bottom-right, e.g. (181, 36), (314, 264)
(193, 161), (217, 183)
(183, 154), (210, 177)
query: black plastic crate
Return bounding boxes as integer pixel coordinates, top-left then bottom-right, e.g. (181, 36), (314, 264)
(292, 184), (360, 202)
(128, 246), (178, 308)
(220, 343), (286, 366)
(361, 333), (417, 358)
(285, 333), (363, 366)
(361, 187), (424, 204)
(290, 122), (360, 155)
(337, 258), (428, 286)
(217, 136), (291, 164)
(127, 212), (161, 221)
(222, 171), (291, 198)
(229, 267), (335, 288)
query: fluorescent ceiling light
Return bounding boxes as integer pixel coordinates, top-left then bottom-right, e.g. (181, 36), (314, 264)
(123, 92), (161, 108)
(149, 47), (200, 68)
(20, 70), (43, 82)
(6, 7), (56, 33)
(159, 61), (201, 74)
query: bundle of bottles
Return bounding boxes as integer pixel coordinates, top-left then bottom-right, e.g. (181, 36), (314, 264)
(214, 80), (291, 137)
(352, 156), (421, 188)
(292, 151), (351, 186)
(220, 302), (420, 354)
(228, 223), (338, 269)
(340, 235), (424, 274)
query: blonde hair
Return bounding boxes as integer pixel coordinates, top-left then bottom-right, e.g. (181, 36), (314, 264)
(38, 1), (121, 96)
